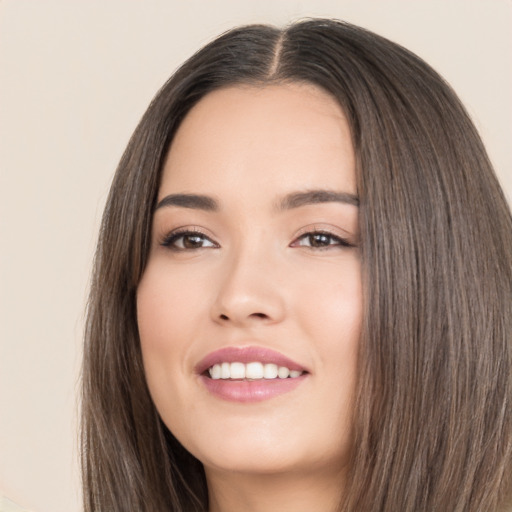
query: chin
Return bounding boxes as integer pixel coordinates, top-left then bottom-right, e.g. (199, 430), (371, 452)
(179, 423), (348, 478)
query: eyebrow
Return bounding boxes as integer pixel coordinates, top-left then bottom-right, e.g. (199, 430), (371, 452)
(155, 193), (219, 211)
(277, 190), (359, 210)
(154, 189), (359, 213)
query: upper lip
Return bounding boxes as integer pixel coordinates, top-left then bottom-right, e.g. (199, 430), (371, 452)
(195, 346), (308, 375)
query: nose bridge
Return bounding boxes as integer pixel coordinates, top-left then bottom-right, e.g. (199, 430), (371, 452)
(211, 233), (285, 325)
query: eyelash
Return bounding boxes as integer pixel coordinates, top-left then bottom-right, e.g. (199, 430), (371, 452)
(160, 228), (355, 252)
(161, 228), (218, 251)
(291, 230), (355, 250)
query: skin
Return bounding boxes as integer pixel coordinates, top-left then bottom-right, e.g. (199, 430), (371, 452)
(137, 83), (362, 512)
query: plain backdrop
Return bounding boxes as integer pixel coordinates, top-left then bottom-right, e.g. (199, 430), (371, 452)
(0, 1), (510, 511)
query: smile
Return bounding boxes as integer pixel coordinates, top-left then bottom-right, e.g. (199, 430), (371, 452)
(197, 346), (309, 402)
(208, 362), (303, 380)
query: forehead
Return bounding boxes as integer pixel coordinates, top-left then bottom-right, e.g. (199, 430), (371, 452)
(159, 83), (356, 200)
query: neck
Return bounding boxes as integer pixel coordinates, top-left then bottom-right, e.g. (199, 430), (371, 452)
(206, 466), (345, 512)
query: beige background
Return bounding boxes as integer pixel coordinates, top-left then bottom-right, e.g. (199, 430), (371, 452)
(0, 1), (510, 511)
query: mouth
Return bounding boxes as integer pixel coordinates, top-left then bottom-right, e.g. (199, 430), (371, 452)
(196, 346), (309, 402)
(207, 362), (305, 380)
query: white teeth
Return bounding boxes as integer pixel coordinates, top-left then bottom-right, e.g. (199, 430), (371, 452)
(221, 362), (230, 379)
(246, 362), (264, 379)
(210, 364), (222, 380)
(207, 362), (303, 380)
(230, 362), (246, 379)
(278, 366), (290, 379)
(263, 363), (278, 379)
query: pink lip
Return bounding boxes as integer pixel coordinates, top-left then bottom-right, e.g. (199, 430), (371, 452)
(195, 346), (307, 375)
(196, 346), (309, 403)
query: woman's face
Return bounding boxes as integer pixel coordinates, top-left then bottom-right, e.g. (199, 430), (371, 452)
(137, 83), (362, 480)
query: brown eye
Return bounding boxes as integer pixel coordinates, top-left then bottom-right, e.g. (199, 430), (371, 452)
(161, 231), (217, 251)
(292, 231), (354, 249)
(307, 233), (331, 247)
(182, 234), (208, 249)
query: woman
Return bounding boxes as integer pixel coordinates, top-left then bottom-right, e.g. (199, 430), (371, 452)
(81, 19), (512, 511)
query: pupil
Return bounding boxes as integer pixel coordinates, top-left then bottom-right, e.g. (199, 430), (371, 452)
(184, 235), (203, 248)
(311, 234), (329, 247)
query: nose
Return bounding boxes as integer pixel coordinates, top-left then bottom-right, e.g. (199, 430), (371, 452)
(210, 246), (286, 327)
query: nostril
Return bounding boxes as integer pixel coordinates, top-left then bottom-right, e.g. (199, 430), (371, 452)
(251, 313), (268, 319)
(219, 312), (268, 321)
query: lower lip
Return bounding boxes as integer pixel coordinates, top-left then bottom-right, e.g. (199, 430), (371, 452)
(199, 375), (307, 403)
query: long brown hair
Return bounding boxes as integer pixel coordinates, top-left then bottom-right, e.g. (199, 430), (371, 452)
(81, 19), (512, 511)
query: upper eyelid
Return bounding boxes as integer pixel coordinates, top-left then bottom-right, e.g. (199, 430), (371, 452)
(167, 227), (210, 236)
(160, 227), (218, 247)
(291, 224), (359, 249)
(292, 224), (354, 240)
(292, 231), (354, 247)
(160, 225), (214, 238)
(296, 231), (344, 240)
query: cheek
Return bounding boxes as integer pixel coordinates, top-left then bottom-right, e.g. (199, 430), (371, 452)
(296, 256), (362, 349)
(295, 256), (362, 424)
(136, 262), (209, 411)
(137, 261), (209, 348)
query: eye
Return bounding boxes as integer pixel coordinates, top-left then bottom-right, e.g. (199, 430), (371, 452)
(291, 231), (354, 249)
(161, 230), (218, 251)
